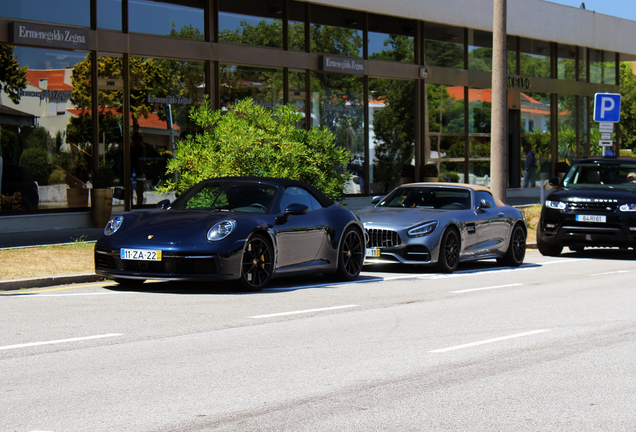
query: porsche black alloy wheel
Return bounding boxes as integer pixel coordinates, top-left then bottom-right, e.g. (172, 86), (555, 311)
(240, 233), (273, 291)
(437, 228), (460, 273)
(498, 224), (526, 266)
(333, 226), (365, 281)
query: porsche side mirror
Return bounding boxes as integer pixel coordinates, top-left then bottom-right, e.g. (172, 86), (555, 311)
(371, 195), (383, 205)
(478, 199), (492, 210)
(548, 176), (560, 187)
(284, 203), (309, 215)
(156, 199), (171, 210)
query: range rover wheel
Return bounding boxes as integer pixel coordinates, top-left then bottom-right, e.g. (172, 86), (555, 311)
(537, 239), (563, 257)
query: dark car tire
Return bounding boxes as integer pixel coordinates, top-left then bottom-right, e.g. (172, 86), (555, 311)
(497, 224), (526, 266)
(537, 240), (562, 256)
(239, 233), (273, 291)
(331, 226), (365, 281)
(113, 278), (145, 286)
(437, 227), (460, 273)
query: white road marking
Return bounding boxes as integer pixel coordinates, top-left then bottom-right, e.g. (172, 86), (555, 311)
(0, 333), (123, 351)
(590, 270), (630, 276)
(451, 283), (523, 293)
(539, 258), (588, 265)
(5, 292), (135, 298)
(249, 305), (358, 319)
(429, 329), (551, 353)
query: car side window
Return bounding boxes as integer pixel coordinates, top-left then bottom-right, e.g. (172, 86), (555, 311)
(279, 187), (315, 212)
(475, 190), (496, 208)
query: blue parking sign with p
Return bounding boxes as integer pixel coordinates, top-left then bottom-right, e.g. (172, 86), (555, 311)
(593, 93), (621, 123)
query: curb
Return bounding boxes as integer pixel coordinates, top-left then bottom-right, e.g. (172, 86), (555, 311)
(0, 273), (103, 292)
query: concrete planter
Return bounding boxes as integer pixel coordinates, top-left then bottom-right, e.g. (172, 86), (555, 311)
(91, 188), (113, 228)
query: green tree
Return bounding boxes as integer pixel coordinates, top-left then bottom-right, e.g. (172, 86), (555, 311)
(0, 45), (28, 104)
(620, 61), (636, 151)
(159, 97), (351, 201)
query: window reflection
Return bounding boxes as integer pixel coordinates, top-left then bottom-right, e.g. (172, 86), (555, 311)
(468, 29), (492, 72)
(557, 44), (577, 81)
(289, 1), (306, 51)
(1, 0), (90, 27)
(219, 0), (283, 48)
(469, 137), (491, 186)
(369, 78), (415, 193)
(97, 0), (122, 30)
(311, 72), (364, 194)
(425, 22), (464, 68)
(129, 0), (204, 39)
(368, 14), (415, 63)
(310, 4), (363, 57)
(558, 94), (577, 165)
(220, 65), (283, 110)
(590, 50), (616, 85)
(519, 38), (551, 78)
(521, 92), (551, 184)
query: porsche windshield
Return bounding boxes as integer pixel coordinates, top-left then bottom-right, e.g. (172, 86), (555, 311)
(171, 182), (277, 213)
(562, 163), (636, 189)
(378, 187), (471, 209)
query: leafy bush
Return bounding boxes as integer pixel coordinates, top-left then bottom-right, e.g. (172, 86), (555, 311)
(159, 97), (351, 201)
(91, 163), (115, 188)
(19, 148), (51, 185)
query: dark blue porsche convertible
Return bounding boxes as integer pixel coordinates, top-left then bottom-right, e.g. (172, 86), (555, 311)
(94, 177), (365, 290)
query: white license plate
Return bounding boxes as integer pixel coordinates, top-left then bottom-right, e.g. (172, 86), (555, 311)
(120, 249), (162, 261)
(365, 248), (381, 258)
(576, 215), (606, 223)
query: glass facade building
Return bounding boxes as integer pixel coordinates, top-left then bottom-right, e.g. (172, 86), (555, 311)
(0, 0), (628, 226)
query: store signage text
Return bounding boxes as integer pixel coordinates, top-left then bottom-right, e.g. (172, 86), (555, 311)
(10, 22), (89, 50)
(17, 88), (72, 101)
(321, 56), (365, 75)
(148, 95), (192, 105)
(507, 77), (531, 90)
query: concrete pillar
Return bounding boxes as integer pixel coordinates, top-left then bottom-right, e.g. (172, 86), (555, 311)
(491, 0), (507, 203)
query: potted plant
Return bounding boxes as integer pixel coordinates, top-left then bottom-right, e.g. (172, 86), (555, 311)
(421, 163), (439, 182)
(90, 163), (115, 227)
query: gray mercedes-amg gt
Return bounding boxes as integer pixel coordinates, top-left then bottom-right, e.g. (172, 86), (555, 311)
(357, 183), (527, 272)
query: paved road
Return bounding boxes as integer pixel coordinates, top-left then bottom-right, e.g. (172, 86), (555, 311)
(2, 249), (636, 431)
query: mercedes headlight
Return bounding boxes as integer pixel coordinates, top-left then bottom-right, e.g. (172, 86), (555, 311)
(207, 220), (236, 241)
(407, 221), (438, 238)
(545, 200), (566, 210)
(619, 203), (636, 212)
(104, 216), (124, 236)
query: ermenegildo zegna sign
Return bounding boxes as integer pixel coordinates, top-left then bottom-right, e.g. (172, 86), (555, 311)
(320, 55), (365, 75)
(9, 21), (89, 50)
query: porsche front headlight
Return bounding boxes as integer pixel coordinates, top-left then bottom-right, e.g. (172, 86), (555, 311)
(407, 221), (438, 238)
(104, 216), (124, 236)
(545, 200), (566, 210)
(207, 220), (236, 241)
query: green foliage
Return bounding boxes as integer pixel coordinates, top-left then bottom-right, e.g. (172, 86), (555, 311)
(0, 45), (28, 104)
(620, 62), (636, 151)
(25, 126), (50, 150)
(91, 163), (115, 188)
(19, 148), (52, 185)
(158, 97), (351, 201)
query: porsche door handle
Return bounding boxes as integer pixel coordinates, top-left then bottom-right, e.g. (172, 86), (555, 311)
(498, 212), (505, 217)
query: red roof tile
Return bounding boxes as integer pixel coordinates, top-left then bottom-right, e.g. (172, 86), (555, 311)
(26, 70), (72, 91)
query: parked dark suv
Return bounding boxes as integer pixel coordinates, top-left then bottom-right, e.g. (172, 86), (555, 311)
(537, 157), (636, 256)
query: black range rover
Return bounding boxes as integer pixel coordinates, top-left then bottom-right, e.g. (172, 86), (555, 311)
(537, 157), (636, 256)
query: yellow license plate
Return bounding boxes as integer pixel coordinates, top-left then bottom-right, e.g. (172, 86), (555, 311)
(365, 248), (380, 258)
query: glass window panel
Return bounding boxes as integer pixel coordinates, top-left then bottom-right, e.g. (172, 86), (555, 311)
(557, 44), (576, 81)
(426, 136), (464, 181)
(426, 85), (465, 134)
(369, 78), (415, 193)
(368, 14), (415, 63)
(97, 0), (122, 31)
(469, 137), (491, 186)
(579, 48), (588, 82)
(580, 96), (589, 157)
(0, 0), (90, 27)
(521, 92), (552, 180)
(310, 4), (363, 57)
(589, 50), (616, 85)
(289, 71), (306, 128)
(0, 46), (91, 213)
(519, 38), (551, 78)
(507, 36), (518, 75)
(558, 94), (577, 165)
(468, 29), (493, 72)
(310, 72), (364, 194)
(468, 87), (492, 134)
(219, 0), (283, 48)
(425, 22), (464, 68)
(289, 1), (306, 51)
(221, 65), (283, 110)
(129, 0), (204, 39)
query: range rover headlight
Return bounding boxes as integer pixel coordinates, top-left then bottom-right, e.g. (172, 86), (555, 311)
(619, 203), (636, 212)
(407, 221), (438, 238)
(104, 216), (124, 236)
(545, 200), (566, 210)
(207, 220), (236, 241)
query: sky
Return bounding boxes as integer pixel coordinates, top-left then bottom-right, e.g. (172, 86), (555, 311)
(545, 0), (636, 22)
